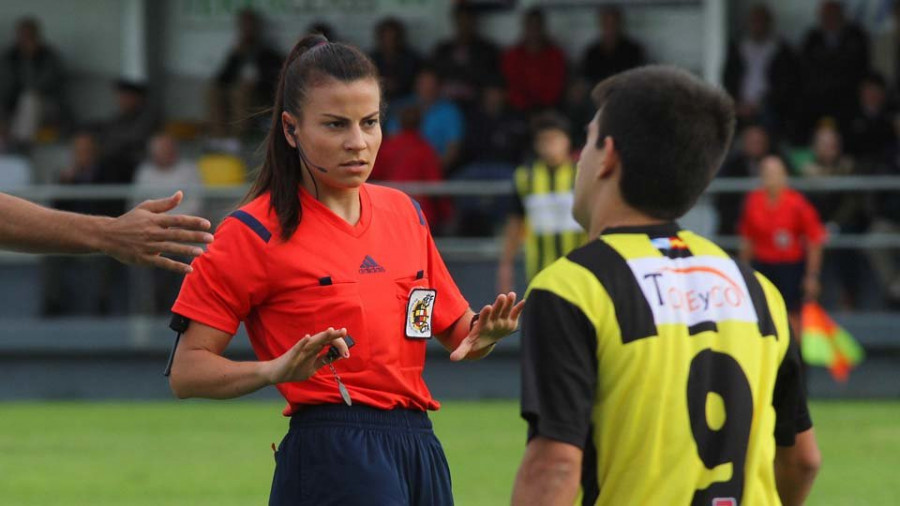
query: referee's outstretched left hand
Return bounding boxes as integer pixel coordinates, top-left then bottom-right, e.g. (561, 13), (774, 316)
(450, 292), (525, 361)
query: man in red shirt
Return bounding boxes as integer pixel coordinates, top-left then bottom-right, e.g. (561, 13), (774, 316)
(370, 104), (449, 227)
(739, 155), (826, 331)
(502, 8), (567, 112)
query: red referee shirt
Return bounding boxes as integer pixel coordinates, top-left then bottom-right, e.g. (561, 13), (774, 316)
(172, 184), (469, 415)
(738, 188), (827, 263)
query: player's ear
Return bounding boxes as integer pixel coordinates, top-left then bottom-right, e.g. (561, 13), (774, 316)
(597, 135), (618, 180)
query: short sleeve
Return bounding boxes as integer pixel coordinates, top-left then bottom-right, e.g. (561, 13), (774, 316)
(520, 288), (597, 448)
(423, 214), (468, 337)
(772, 326), (814, 446)
(171, 215), (270, 335)
(799, 196), (827, 245)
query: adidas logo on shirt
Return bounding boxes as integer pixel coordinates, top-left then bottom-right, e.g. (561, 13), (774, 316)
(359, 255), (386, 274)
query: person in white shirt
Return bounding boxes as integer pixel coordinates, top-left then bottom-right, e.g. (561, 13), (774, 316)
(134, 134), (203, 217)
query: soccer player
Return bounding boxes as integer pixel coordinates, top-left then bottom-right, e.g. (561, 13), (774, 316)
(511, 66), (821, 506)
(167, 35), (524, 505)
(0, 190), (211, 273)
(497, 112), (586, 294)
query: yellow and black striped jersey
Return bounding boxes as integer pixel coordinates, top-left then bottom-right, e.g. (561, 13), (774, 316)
(521, 223), (811, 506)
(512, 161), (588, 281)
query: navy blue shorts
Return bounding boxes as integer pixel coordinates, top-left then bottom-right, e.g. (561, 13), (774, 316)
(269, 404), (453, 506)
(753, 260), (805, 312)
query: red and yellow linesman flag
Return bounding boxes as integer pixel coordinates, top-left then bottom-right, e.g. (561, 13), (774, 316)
(801, 302), (865, 382)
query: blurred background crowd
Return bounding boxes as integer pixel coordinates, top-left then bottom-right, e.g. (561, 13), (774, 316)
(1, 0), (899, 317)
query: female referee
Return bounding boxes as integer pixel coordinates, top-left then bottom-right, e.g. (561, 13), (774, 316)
(167, 34), (524, 505)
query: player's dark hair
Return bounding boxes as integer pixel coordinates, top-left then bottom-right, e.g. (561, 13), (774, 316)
(244, 34), (379, 240)
(531, 111), (570, 137)
(591, 65), (735, 220)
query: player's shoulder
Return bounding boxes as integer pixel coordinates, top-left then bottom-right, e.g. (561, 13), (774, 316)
(528, 241), (612, 300)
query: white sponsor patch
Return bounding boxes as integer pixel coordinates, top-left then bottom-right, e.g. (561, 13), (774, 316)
(523, 192), (582, 234)
(626, 256), (758, 327)
(405, 289), (436, 339)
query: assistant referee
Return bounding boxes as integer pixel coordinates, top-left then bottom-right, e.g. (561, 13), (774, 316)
(511, 66), (821, 506)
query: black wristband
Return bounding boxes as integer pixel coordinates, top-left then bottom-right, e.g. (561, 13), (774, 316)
(469, 312), (480, 331)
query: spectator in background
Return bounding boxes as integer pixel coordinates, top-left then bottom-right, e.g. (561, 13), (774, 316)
(208, 8), (282, 139)
(739, 155), (826, 333)
(388, 66), (464, 173)
(371, 105), (449, 230)
(723, 4), (799, 135)
(502, 8), (567, 112)
(134, 134), (202, 217)
(44, 132), (105, 316)
(844, 72), (895, 171)
(431, 5), (501, 108)
(93, 80), (157, 187)
(715, 124), (780, 234)
(797, 0), (870, 142)
(459, 78), (528, 169)
(133, 133), (203, 313)
(370, 18), (421, 103)
(868, 117), (900, 305)
(801, 125), (868, 309)
(580, 7), (646, 85)
(497, 113), (585, 294)
(0, 17), (67, 145)
(562, 78), (594, 149)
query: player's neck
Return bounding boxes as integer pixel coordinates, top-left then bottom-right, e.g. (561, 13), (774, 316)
(587, 197), (666, 239)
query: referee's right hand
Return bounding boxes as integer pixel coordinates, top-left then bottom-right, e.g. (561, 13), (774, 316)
(262, 327), (350, 385)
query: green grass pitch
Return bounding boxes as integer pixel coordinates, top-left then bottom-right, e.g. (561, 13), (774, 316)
(0, 400), (897, 505)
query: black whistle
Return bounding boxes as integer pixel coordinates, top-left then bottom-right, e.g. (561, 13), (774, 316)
(325, 334), (355, 363)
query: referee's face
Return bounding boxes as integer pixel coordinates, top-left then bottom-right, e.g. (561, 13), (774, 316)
(295, 77), (383, 190)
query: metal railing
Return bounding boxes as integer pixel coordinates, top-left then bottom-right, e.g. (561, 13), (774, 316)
(2, 176), (900, 263)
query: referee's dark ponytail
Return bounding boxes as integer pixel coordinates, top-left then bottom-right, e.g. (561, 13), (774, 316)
(244, 34), (379, 240)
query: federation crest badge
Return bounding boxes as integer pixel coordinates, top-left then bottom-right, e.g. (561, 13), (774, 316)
(405, 289), (436, 339)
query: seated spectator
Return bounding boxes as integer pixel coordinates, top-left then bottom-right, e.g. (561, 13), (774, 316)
(134, 134), (202, 216)
(796, 0), (870, 143)
(460, 79), (528, 168)
(715, 124), (780, 234)
(739, 155), (826, 333)
(133, 133), (203, 313)
(43, 133), (105, 316)
(562, 78), (595, 149)
(208, 8), (282, 139)
(868, 118), (900, 304)
(497, 113), (586, 294)
(844, 72), (894, 171)
(371, 105), (449, 229)
(370, 18), (421, 103)
(580, 7), (646, 85)
(501, 8), (567, 112)
(431, 5), (501, 107)
(93, 79), (157, 186)
(801, 124), (868, 309)
(0, 17), (67, 145)
(722, 4), (799, 135)
(56, 132), (103, 214)
(388, 67), (464, 172)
